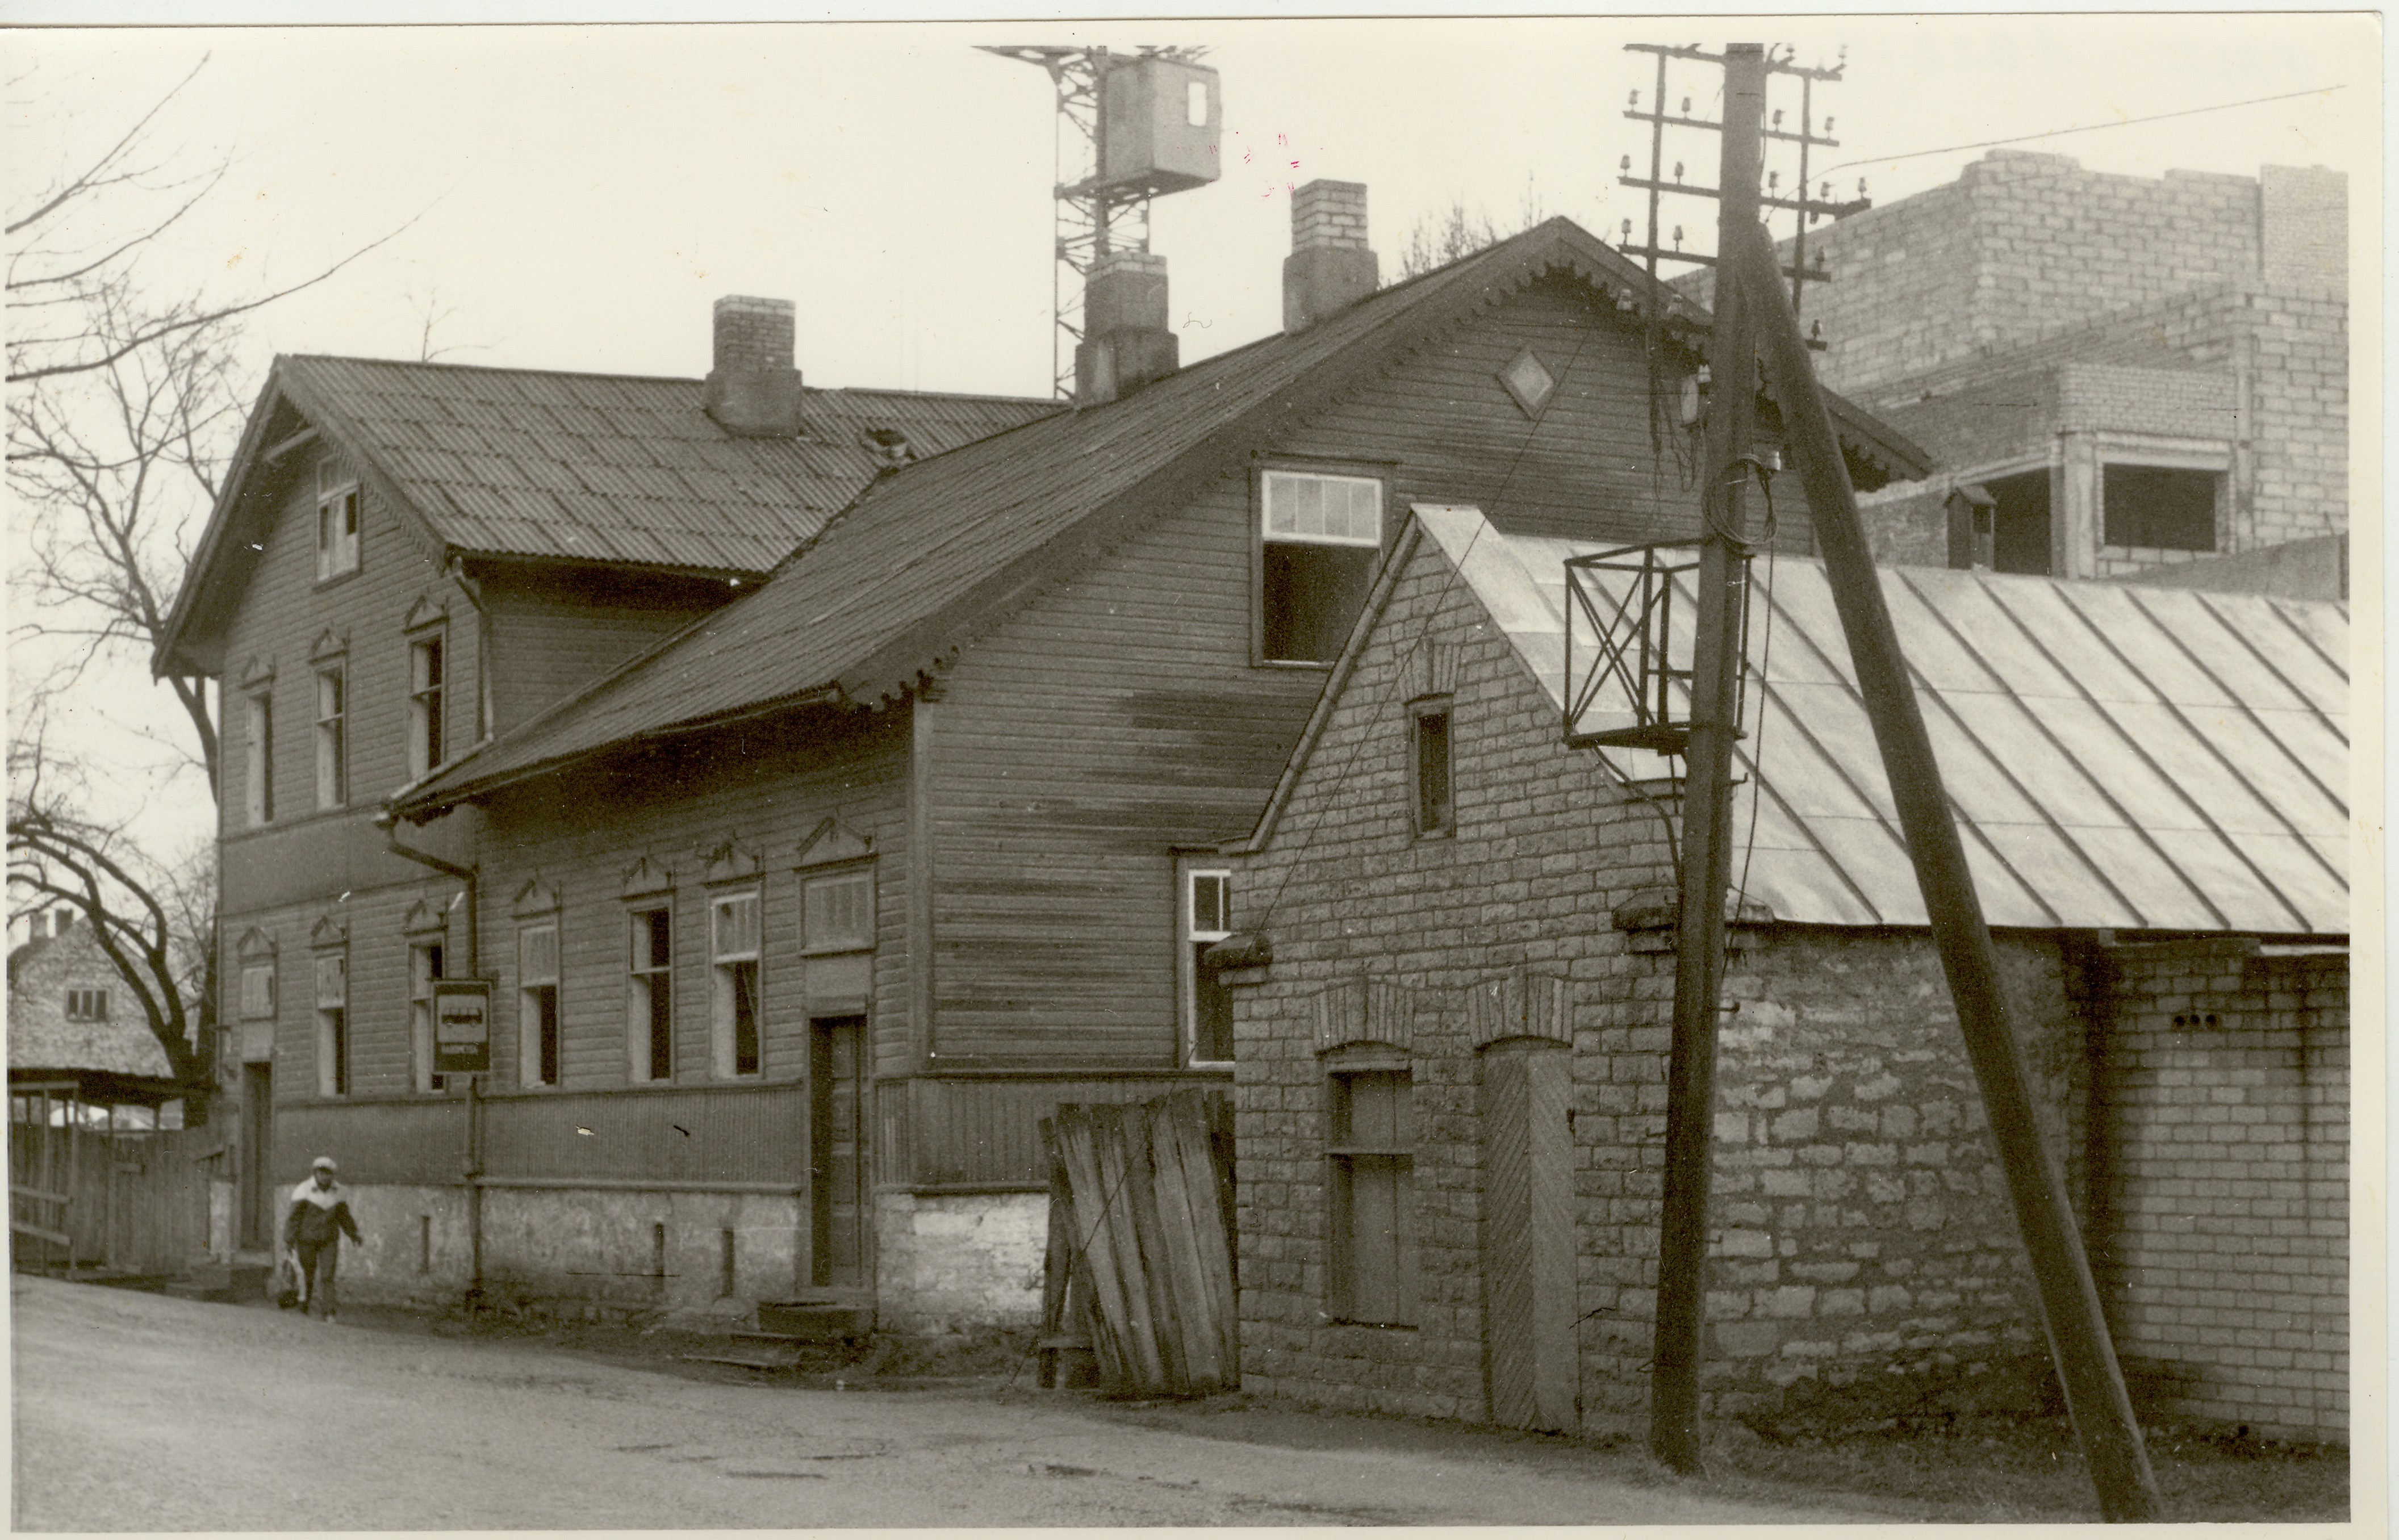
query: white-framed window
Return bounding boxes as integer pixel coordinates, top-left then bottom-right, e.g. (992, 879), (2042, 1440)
(1182, 867), (1234, 1065)
(801, 869), (873, 955)
(1328, 1066), (1416, 1325)
(314, 952), (349, 1098)
(628, 906), (673, 1083)
(244, 690), (275, 826)
(408, 631), (446, 779)
(64, 988), (108, 1022)
(1259, 469), (1384, 664)
(239, 961), (276, 1020)
(1410, 698), (1455, 837)
(409, 939), (446, 1094)
(710, 890), (762, 1078)
(518, 921), (560, 1087)
(315, 459), (361, 581)
(314, 666), (347, 809)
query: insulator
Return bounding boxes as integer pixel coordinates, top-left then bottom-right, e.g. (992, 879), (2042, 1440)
(1858, 178), (1868, 198)
(1772, 108), (1784, 129)
(1680, 96), (1691, 114)
(1620, 218), (1633, 241)
(1824, 116), (1835, 134)
(1674, 161), (1684, 182)
(1629, 89), (1640, 108)
(1811, 320), (1824, 342)
(1820, 180), (1831, 199)
(1620, 154), (1632, 172)
(1768, 171), (1781, 191)
(1672, 225), (1684, 249)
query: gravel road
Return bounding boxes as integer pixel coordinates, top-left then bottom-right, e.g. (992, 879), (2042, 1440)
(12, 1275), (1895, 1529)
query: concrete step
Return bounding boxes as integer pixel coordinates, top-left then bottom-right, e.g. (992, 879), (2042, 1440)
(756, 1299), (872, 1342)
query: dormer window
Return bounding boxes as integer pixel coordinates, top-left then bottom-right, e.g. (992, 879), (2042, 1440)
(315, 459), (360, 581)
(1259, 469), (1385, 665)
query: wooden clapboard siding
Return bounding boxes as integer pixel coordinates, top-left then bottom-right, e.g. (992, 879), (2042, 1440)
(922, 277), (1728, 1069)
(232, 877), (459, 1105)
(474, 563), (732, 736)
(926, 464), (1316, 1067)
(218, 440), (477, 852)
(472, 707), (909, 1095)
(275, 1095), (464, 1185)
(880, 1074), (1222, 1189)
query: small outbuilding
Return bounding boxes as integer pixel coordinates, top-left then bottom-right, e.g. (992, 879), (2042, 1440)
(1220, 505), (2348, 1444)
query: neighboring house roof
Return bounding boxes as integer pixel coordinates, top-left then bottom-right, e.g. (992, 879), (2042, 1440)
(394, 217), (1934, 816)
(155, 356), (1059, 675)
(1253, 505), (2346, 936)
(7, 927), (175, 1081)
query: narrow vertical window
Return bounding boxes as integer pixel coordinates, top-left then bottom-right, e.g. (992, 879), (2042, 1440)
(245, 691), (275, 826)
(1183, 869), (1234, 1065)
(519, 922), (560, 1087)
(409, 633), (446, 778)
(1259, 470), (1384, 664)
(1412, 702), (1453, 836)
(314, 666), (346, 809)
(711, 891), (762, 1078)
(410, 941), (446, 1094)
(316, 459), (361, 580)
(64, 989), (108, 1021)
(314, 952), (349, 1098)
(629, 906), (673, 1083)
(1329, 1068), (1416, 1325)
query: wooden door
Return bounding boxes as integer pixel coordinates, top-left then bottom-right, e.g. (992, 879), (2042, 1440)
(809, 1017), (868, 1290)
(240, 1064), (273, 1250)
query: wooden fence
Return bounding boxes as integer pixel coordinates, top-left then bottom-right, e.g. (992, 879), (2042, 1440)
(1038, 1089), (1238, 1395)
(10, 1100), (211, 1277)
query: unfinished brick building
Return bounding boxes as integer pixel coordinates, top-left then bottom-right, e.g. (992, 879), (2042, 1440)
(1687, 152), (2348, 593)
(1219, 505), (2348, 1443)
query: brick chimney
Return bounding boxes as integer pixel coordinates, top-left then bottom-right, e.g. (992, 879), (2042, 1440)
(2258, 165), (2346, 296)
(1283, 180), (1378, 332)
(1075, 252), (1180, 405)
(704, 295), (805, 437)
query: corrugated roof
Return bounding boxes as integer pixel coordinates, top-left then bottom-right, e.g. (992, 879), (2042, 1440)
(1417, 505), (2346, 935)
(398, 218), (1933, 814)
(279, 356), (1061, 574)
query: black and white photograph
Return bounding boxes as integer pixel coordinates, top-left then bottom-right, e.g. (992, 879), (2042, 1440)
(4, 7), (2377, 1529)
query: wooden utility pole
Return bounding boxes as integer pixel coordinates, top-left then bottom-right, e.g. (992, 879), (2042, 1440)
(1648, 39), (1766, 1476)
(1724, 217), (2164, 1522)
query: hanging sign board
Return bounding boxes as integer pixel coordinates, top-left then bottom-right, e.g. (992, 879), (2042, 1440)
(432, 981), (492, 1074)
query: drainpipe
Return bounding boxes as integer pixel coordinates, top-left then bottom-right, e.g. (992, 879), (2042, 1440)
(377, 809), (485, 1308)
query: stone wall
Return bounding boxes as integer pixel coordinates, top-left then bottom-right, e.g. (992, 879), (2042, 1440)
(2092, 940), (2348, 1442)
(873, 1191), (1047, 1331)
(1228, 541), (2088, 1436)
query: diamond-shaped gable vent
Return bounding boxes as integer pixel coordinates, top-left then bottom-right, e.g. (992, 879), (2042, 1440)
(1499, 349), (1557, 417)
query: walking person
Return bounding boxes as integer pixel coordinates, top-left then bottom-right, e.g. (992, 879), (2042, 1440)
(284, 1156), (362, 1323)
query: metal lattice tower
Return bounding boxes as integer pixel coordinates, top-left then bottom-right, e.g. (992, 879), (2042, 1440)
(981, 45), (1214, 400)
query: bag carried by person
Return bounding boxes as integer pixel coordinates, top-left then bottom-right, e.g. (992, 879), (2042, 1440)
(277, 1254), (303, 1311)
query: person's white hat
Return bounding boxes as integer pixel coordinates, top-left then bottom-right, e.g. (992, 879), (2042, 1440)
(312, 1156), (337, 1171)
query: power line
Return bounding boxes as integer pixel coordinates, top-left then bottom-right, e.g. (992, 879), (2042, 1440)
(1814, 84), (2343, 179)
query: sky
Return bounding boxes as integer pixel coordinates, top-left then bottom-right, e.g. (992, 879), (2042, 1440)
(1, 11), (2380, 876)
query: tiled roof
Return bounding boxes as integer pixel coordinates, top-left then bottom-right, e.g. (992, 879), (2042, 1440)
(1414, 506), (2347, 935)
(7, 930), (175, 1079)
(396, 218), (1932, 813)
(278, 356), (1061, 574)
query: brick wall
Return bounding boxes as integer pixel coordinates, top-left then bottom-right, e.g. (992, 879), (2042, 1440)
(2092, 940), (2348, 1442)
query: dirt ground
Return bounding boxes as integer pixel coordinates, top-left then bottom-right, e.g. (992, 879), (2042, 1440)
(14, 1275), (2348, 1528)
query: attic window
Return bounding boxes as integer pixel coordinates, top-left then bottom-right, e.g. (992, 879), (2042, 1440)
(1498, 349), (1557, 418)
(1259, 470), (1384, 666)
(315, 458), (360, 581)
(65, 989), (108, 1022)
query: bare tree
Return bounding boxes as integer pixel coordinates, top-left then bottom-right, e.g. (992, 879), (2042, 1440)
(6, 54), (409, 387)
(9, 723), (213, 1091)
(1397, 177), (1551, 279)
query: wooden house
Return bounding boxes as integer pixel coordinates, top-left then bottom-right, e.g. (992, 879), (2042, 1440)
(170, 182), (1928, 1331)
(1219, 503), (2349, 1443)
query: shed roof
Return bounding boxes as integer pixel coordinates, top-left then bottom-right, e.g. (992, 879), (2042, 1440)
(156, 356), (1059, 673)
(1369, 508), (2345, 935)
(394, 217), (1933, 815)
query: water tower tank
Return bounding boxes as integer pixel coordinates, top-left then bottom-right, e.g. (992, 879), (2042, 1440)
(1096, 56), (1221, 196)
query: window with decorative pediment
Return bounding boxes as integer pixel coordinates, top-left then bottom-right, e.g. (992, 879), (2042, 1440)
(622, 857), (676, 1085)
(315, 456), (360, 581)
(311, 917), (349, 1097)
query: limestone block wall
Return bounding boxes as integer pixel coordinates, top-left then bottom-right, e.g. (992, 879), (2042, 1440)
(2093, 940), (2349, 1442)
(873, 1191), (1047, 1332)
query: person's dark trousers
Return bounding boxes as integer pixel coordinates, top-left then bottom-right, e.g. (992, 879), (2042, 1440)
(296, 1238), (340, 1319)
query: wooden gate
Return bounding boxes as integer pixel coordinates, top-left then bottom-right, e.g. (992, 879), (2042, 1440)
(10, 1089), (210, 1277)
(1038, 1089), (1238, 1395)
